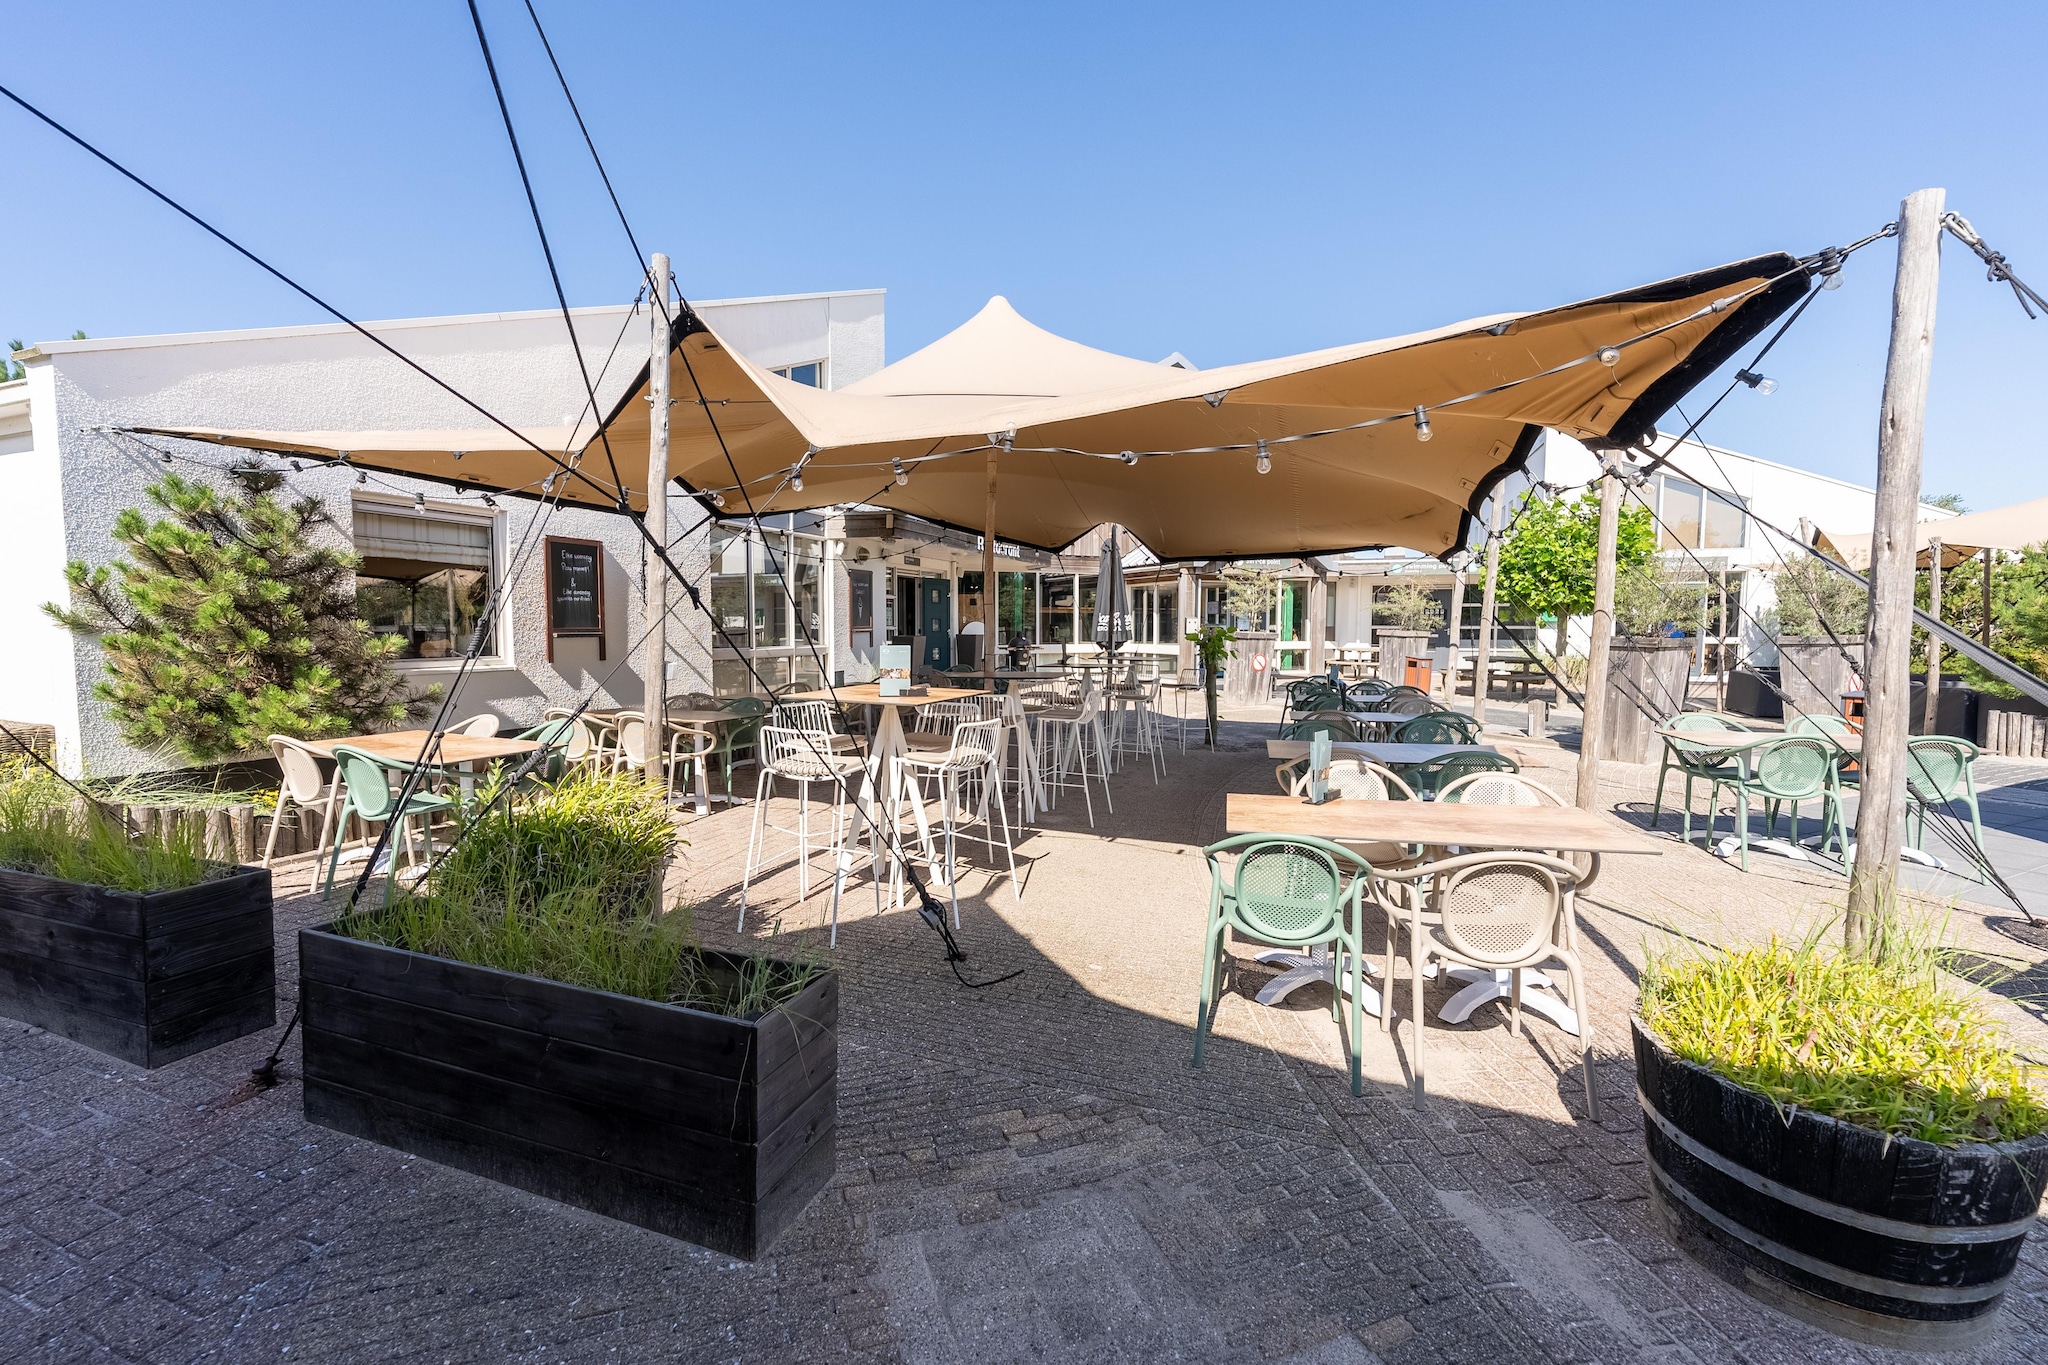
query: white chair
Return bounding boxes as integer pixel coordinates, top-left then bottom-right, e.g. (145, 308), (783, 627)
(1437, 771), (1600, 891)
(895, 717), (1019, 926)
(453, 713), (501, 738)
(1373, 851), (1598, 1119)
(740, 725), (877, 943)
(1106, 675), (1165, 782)
(773, 700), (864, 756)
(906, 698), (981, 752)
(611, 712), (712, 796)
(264, 735), (346, 868)
(1035, 689), (1114, 827)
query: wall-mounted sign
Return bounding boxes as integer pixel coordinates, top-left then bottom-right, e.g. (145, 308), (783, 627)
(545, 536), (605, 661)
(849, 569), (874, 632)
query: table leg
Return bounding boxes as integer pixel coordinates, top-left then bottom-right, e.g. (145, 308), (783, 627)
(1252, 947), (1385, 1018)
(1437, 967), (1579, 1035)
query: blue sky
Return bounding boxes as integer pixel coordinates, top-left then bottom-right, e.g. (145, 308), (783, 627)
(5, 2), (2044, 508)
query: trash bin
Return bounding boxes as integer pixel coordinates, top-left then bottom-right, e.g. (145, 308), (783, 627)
(1403, 657), (1433, 693)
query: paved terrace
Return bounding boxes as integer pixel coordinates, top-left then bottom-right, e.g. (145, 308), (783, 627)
(5, 706), (2048, 1363)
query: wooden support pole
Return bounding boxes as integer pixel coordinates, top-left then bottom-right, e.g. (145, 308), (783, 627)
(1982, 547), (1993, 647)
(1307, 572), (1328, 675)
(643, 253), (671, 782)
(1716, 562), (1730, 713)
(1924, 538), (1943, 734)
(983, 450), (998, 686)
(1445, 558), (1467, 702)
(1473, 495), (1503, 722)
(1575, 469), (1622, 811)
(1848, 187), (1945, 958)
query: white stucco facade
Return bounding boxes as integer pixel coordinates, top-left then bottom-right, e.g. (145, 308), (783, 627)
(2, 290), (884, 776)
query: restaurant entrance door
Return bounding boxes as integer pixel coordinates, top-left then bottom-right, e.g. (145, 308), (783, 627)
(920, 577), (953, 672)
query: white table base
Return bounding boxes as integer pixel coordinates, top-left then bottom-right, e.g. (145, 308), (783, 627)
(1436, 967), (1580, 1035)
(1253, 947), (1385, 1019)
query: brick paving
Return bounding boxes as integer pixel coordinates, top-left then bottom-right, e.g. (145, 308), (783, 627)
(3, 709), (2046, 1363)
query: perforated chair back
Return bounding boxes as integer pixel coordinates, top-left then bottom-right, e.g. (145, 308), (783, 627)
(1408, 749), (1518, 798)
(1345, 679), (1393, 707)
(330, 747), (396, 822)
(1669, 710), (1748, 733)
(1752, 737), (1834, 799)
(1439, 771), (1559, 806)
(1383, 693), (1435, 718)
(1392, 712), (1480, 745)
(1280, 713), (1361, 743)
(1434, 857), (1565, 967)
(1905, 736), (1975, 802)
(1230, 840), (1352, 944)
(615, 718), (650, 767)
(270, 736), (329, 804)
(1788, 712), (1855, 741)
(1289, 758), (1415, 803)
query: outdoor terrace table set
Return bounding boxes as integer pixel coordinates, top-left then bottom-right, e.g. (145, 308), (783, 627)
(1650, 712), (1986, 874)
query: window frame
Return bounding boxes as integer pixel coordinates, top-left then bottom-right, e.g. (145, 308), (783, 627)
(352, 493), (506, 671)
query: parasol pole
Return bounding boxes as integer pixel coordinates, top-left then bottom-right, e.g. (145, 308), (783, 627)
(1574, 466), (1621, 812)
(984, 450), (998, 686)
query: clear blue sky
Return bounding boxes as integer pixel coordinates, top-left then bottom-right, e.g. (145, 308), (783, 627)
(5, 2), (2043, 508)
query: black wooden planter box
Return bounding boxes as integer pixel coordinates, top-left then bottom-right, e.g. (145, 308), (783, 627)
(299, 926), (838, 1260)
(1633, 1018), (2048, 1349)
(0, 864), (274, 1067)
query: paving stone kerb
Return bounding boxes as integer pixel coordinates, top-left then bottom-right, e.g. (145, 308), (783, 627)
(3, 707), (2045, 1363)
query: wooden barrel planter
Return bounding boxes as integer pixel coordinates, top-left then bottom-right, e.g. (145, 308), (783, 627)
(1374, 630), (1431, 685)
(300, 926), (838, 1260)
(1634, 1018), (2048, 1349)
(1601, 637), (1692, 764)
(1775, 636), (1864, 721)
(0, 863), (275, 1067)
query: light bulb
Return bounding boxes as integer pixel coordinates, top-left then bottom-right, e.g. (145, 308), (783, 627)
(1736, 369), (1777, 395)
(892, 459), (908, 486)
(542, 473), (557, 495)
(1755, 376), (1778, 395)
(1413, 405), (1432, 443)
(356, 471), (368, 486)
(790, 469), (804, 492)
(1822, 271), (1844, 291)
(1119, 450), (1137, 466)
(1255, 439), (1271, 475)
(1597, 346), (1620, 366)
(413, 492), (427, 513)
(709, 490), (725, 509)
(482, 494), (497, 508)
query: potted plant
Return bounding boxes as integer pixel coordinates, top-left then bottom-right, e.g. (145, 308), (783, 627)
(1373, 581), (1443, 686)
(1184, 623), (1237, 746)
(300, 771), (836, 1261)
(0, 761), (275, 1067)
(1634, 929), (2048, 1349)
(1769, 558), (1868, 719)
(1603, 562), (1703, 763)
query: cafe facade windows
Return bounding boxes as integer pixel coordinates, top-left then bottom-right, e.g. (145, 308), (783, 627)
(708, 522), (827, 695)
(351, 498), (502, 665)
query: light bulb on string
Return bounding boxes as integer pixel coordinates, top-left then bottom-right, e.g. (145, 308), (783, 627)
(355, 471), (368, 486)
(412, 492), (427, 513)
(1119, 450), (1137, 466)
(1597, 346), (1620, 366)
(892, 459), (908, 486)
(1413, 406), (1432, 443)
(1822, 271), (1844, 291)
(1736, 369), (1777, 395)
(708, 490), (726, 509)
(1255, 439), (1271, 475)
(790, 469), (804, 493)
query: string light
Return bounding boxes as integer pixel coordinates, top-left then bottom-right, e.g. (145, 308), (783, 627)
(482, 493), (497, 507)
(542, 473), (557, 495)
(1413, 405), (1432, 443)
(412, 492), (427, 513)
(891, 459), (908, 486)
(1735, 369), (1778, 395)
(1597, 346), (1620, 366)
(1119, 450), (1137, 466)
(708, 490), (726, 508)
(356, 471), (368, 485)
(1255, 439), (1271, 475)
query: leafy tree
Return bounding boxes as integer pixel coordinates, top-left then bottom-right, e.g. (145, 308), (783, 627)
(1921, 492), (1969, 513)
(3, 340), (23, 383)
(1935, 545), (2048, 697)
(1771, 556), (1868, 638)
(1219, 563), (1278, 629)
(45, 460), (431, 764)
(1377, 581), (1444, 633)
(1493, 488), (1656, 656)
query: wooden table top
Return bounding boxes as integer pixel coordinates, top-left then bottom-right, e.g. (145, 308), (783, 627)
(1654, 727), (1862, 754)
(301, 730), (542, 765)
(786, 684), (987, 707)
(1266, 739), (1496, 766)
(1226, 792), (1664, 854)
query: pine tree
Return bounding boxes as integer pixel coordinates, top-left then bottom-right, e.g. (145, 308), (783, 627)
(45, 460), (432, 763)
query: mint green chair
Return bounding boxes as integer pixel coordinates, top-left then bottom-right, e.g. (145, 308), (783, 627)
(1732, 736), (1846, 870)
(712, 697), (769, 802)
(1391, 711), (1481, 746)
(1905, 736), (1985, 861)
(1279, 713), (1362, 743)
(1404, 748), (1517, 799)
(512, 717), (580, 785)
(321, 745), (457, 894)
(1652, 712), (1750, 843)
(1193, 834), (1371, 1095)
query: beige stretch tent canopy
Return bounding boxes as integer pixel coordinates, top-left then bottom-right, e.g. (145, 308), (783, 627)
(140, 252), (1811, 560)
(1819, 494), (2048, 570)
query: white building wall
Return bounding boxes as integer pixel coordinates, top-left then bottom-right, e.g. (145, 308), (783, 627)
(6, 292), (882, 776)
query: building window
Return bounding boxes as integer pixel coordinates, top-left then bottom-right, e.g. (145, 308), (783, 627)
(1202, 583), (1226, 628)
(773, 361), (826, 388)
(709, 523), (825, 695)
(998, 571), (1036, 642)
(1079, 575), (1098, 642)
(1040, 574), (1076, 643)
(353, 501), (497, 662)
(1129, 586), (1179, 644)
(1655, 474), (1746, 550)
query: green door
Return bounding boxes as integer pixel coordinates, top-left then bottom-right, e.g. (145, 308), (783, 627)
(920, 577), (952, 671)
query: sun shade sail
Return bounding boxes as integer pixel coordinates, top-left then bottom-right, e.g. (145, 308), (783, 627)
(138, 253), (1811, 560)
(1819, 494), (2048, 569)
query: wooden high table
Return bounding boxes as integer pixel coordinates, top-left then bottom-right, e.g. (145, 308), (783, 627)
(1225, 792), (1662, 1030)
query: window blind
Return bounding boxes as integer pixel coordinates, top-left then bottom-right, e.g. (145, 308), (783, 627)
(353, 506), (492, 569)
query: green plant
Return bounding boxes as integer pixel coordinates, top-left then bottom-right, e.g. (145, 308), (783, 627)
(1941, 544), (2048, 698)
(1613, 560), (1706, 638)
(4, 339), (23, 384)
(1639, 925), (2048, 1146)
(1185, 622), (1237, 746)
(1219, 564), (1278, 629)
(45, 459), (430, 764)
(1772, 556), (1869, 638)
(1495, 488), (1657, 657)
(0, 759), (214, 891)
(1377, 581), (1444, 633)
(335, 771), (821, 1018)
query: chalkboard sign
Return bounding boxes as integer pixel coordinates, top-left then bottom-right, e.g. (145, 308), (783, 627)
(849, 569), (874, 632)
(545, 536), (605, 661)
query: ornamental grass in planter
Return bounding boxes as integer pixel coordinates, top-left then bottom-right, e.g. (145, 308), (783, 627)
(0, 760), (275, 1067)
(304, 770), (837, 1259)
(1634, 926), (2048, 1348)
